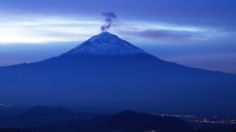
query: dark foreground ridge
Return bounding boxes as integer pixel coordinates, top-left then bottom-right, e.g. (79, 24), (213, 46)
(0, 107), (235, 132)
(0, 128), (36, 132)
(41, 110), (194, 132)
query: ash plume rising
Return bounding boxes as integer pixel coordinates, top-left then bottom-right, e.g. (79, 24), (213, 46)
(101, 12), (117, 32)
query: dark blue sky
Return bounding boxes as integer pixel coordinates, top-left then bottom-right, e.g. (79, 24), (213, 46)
(0, 0), (236, 73)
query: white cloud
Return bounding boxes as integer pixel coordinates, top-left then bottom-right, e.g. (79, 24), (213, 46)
(0, 13), (222, 45)
(0, 15), (102, 44)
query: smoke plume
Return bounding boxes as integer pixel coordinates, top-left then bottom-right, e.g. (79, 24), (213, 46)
(101, 12), (117, 32)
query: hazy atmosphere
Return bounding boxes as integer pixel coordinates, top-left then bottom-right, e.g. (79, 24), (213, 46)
(1, 1), (236, 132)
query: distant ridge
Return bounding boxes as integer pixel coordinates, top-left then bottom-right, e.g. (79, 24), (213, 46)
(0, 106), (78, 128)
(41, 110), (194, 132)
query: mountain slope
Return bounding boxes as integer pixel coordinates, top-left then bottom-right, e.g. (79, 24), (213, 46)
(0, 32), (236, 115)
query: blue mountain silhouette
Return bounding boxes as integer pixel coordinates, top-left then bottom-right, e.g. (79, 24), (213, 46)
(0, 32), (236, 115)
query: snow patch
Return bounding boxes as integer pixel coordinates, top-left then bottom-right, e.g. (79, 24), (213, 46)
(66, 32), (146, 56)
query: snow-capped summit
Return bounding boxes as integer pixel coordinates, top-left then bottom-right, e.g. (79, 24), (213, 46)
(65, 32), (146, 56)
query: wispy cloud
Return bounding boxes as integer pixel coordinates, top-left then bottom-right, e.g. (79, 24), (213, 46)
(115, 21), (220, 43)
(0, 13), (231, 45)
(120, 29), (199, 41)
(0, 15), (102, 44)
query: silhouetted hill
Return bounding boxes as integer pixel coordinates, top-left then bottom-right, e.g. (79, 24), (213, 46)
(196, 125), (236, 132)
(0, 110), (235, 132)
(20, 106), (76, 119)
(0, 128), (37, 132)
(0, 32), (236, 114)
(42, 110), (194, 132)
(0, 106), (78, 128)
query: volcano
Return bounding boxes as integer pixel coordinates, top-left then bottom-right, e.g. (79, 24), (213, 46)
(0, 32), (236, 115)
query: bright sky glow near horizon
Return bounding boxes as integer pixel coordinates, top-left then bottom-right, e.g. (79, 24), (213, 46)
(0, 0), (236, 73)
(0, 14), (212, 44)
